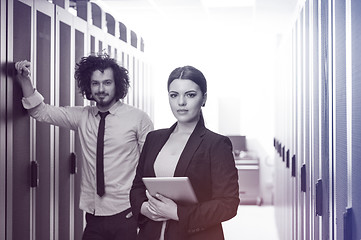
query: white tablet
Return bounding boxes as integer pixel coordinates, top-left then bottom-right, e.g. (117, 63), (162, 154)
(142, 177), (198, 204)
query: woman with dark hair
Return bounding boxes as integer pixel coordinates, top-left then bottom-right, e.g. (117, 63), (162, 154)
(130, 66), (239, 240)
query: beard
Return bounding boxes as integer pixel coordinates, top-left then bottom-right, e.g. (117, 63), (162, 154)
(95, 93), (117, 109)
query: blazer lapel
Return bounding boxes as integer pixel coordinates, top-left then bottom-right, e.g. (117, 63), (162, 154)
(145, 123), (177, 176)
(173, 118), (206, 177)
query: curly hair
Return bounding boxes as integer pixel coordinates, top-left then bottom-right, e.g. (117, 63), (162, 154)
(74, 54), (130, 101)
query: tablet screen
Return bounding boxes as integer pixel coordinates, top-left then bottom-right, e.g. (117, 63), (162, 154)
(142, 177), (198, 204)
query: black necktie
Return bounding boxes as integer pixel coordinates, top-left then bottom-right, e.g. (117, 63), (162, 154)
(96, 111), (110, 197)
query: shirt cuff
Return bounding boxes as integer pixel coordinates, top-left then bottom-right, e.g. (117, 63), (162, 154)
(22, 89), (44, 109)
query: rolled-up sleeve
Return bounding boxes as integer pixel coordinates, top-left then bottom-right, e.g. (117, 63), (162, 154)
(22, 89), (44, 109)
(21, 89), (82, 130)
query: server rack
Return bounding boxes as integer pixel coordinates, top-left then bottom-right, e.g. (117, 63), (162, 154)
(0, 0), (152, 239)
(274, 0), (361, 239)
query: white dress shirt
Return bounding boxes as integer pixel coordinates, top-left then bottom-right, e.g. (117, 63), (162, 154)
(22, 90), (154, 216)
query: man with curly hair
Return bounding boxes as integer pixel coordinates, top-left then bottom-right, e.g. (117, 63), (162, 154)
(15, 54), (153, 240)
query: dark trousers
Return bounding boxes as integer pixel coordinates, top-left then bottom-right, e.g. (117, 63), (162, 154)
(82, 208), (137, 240)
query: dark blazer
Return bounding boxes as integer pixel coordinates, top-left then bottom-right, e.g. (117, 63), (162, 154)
(130, 117), (239, 240)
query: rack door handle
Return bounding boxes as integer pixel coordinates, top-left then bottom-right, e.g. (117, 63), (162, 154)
(343, 208), (352, 239)
(315, 179), (322, 216)
(291, 155), (296, 177)
(300, 164), (306, 192)
(70, 152), (77, 174)
(30, 161), (39, 188)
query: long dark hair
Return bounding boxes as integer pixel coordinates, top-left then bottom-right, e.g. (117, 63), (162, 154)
(167, 65), (207, 95)
(75, 54), (130, 101)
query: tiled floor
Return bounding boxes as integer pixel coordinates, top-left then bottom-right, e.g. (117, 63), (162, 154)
(222, 205), (279, 240)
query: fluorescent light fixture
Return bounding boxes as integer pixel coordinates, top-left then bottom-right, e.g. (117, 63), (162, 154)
(202, 0), (255, 8)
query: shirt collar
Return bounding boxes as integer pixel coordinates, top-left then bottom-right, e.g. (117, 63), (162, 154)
(93, 100), (123, 117)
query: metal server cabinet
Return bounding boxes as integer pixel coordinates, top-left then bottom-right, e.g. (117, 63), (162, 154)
(274, 0), (361, 239)
(2, 0), (152, 239)
(10, 1), (56, 239)
(0, 0), (6, 236)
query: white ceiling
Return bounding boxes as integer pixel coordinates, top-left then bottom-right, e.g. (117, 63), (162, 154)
(96, 0), (300, 34)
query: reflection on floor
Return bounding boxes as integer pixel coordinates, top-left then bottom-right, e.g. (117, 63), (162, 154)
(222, 205), (279, 240)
